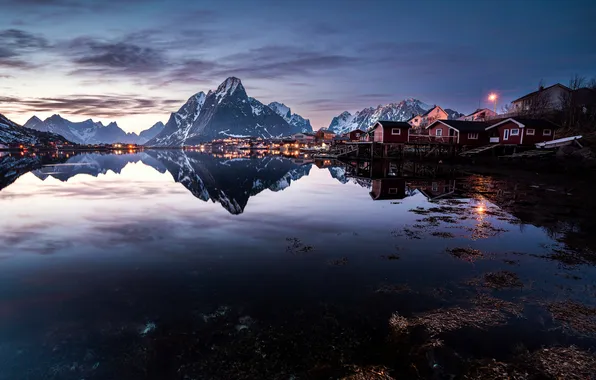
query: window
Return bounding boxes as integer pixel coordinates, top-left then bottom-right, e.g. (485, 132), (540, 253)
(527, 129), (535, 135)
(432, 182), (438, 192)
(468, 133), (479, 139)
(388, 188), (399, 194)
(543, 129), (552, 136)
(436, 129), (443, 136)
(391, 128), (401, 135)
(511, 129), (519, 136)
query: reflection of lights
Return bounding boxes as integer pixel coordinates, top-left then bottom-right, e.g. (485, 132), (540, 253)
(477, 204), (486, 214)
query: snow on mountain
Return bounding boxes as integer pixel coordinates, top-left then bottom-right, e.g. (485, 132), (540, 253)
(445, 109), (465, 120)
(146, 77), (306, 146)
(24, 114), (141, 145)
(138, 121), (165, 145)
(268, 101), (313, 133)
(145, 150), (311, 214)
(0, 113), (71, 146)
(328, 99), (432, 134)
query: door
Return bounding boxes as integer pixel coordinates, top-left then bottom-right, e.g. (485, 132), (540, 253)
(503, 129), (509, 141)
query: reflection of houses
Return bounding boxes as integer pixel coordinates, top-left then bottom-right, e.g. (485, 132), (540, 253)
(314, 158), (335, 168)
(485, 118), (559, 145)
(370, 178), (406, 200)
(408, 179), (458, 200)
(424, 120), (492, 145)
(462, 108), (498, 121)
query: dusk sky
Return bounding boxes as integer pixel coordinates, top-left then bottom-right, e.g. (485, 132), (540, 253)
(1, 0), (595, 133)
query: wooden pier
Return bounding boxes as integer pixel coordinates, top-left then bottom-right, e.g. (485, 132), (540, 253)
(315, 141), (460, 160)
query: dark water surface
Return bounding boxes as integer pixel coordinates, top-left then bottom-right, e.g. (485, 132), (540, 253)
(0, 151), (595, 379)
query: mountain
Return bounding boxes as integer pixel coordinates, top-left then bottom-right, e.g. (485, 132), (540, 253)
(24, 114), (140, 145)
(445, 109), (465, 120)
(145, 150), (311, 214)
(328, 99), (432, 134)
(138, 122), (165, 145)
(146, 77), (305, 146)
(0, 113), (72, 146)
(268, 102), (313, 132)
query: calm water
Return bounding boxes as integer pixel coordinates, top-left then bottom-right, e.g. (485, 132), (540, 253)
(0, 151), (595, 379)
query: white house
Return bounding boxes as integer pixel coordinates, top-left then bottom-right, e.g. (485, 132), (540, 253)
(511, 83), (571, 112)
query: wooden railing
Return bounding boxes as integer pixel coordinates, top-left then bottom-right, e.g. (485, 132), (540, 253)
(407, 133), (458, 144)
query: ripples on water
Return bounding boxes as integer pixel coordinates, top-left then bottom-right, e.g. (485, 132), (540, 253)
(0, 151), (595, 379)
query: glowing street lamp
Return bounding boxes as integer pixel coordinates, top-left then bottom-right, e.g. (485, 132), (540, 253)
(488, 93), (498, 113)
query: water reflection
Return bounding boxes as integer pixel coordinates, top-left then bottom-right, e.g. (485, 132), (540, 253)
(1, 151), (596, 379)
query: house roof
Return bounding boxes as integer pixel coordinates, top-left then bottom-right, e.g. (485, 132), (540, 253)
(466, 108), (494, 116)
(511, 83), (571, 103)
(421, 105), (445, 117)
(350, 129), (366, 133)
(426, 119), (493, 132)
(485, 118), (560, 130)
(317, 129), (335, 134)
(373, 121), (411, 129)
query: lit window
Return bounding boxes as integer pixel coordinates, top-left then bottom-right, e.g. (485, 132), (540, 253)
(436, 129), (443, 136)
(511, 129), (520, 136)
(543, 129), (552, 136)
(391, 128), (401, 135)
(527, 129), (535, 135)
(468, 133), (479, 139)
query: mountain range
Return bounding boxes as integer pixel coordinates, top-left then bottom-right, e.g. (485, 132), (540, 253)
(23, 115), (164, 145)
(146, 77), (312, 147)
(327, 100), (463, 134)
(0, 113), (72, 147)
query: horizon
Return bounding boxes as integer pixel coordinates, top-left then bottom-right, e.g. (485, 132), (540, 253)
(1, 0), (595, 133)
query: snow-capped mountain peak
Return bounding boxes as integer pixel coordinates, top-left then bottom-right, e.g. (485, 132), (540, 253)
(215, 77), (244, 103)
(267, 101), (313, 133)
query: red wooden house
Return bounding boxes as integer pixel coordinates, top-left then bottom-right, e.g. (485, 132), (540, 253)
(348, 129), (366, 141)
(370, 121), (410, 143)
(484, 118), (558, 145)
(424, 120), (493, 145)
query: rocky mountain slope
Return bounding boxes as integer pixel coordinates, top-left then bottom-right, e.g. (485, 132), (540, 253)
(146, 77), (307, 146)
(0, 113), (72, 146)
(268, 102), (312, 133)
(24, 114), (142, 145)
(328, 99), (463, 134)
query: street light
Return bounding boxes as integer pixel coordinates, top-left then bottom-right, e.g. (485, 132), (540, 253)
(488, 93), (498, 113)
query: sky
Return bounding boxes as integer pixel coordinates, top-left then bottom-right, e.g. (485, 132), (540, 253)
(0, 0), (595, 133)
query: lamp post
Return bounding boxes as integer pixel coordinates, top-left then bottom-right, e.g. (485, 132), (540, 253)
(488, 93), (498, 113)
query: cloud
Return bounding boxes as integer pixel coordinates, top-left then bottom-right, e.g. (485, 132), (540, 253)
(210, 45), (360, 79)
(0, 29), (49, 69)
(0, 94), (181, 118)
(66, 37), (166, 76)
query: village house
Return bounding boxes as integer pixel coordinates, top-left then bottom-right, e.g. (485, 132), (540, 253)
(370, 121), (410, 143)
(348, 129), (366, 141)
(314, 129), (336, 142)
(291, 132), (315, 143)
(409, 105), (449, 129)
(425, 120), (493, 145)
(484, 118), (559, 145)
(511, 83), (571, 113)
(462, 108), (498, 121)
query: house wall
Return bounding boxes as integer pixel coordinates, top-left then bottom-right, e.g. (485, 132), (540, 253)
(464, 109), (497, 121)
(422, 107), (448, 126)
(513, 86), (570, 112)
(426, 124), (457, 143)
(381, 126), (408, 143)
(496, 121), (523, 144)
(349, 130), (364, 141)
(408, 116), (423, 128)
(458, 131), (490, 146)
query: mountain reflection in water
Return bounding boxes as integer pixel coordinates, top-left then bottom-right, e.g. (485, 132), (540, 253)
(1, 151), (595, 379)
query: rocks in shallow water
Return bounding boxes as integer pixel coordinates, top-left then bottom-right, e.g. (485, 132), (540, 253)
(466, 270), (523, 289)
(139, 322), (156, 336)
(235, 315), (255, 332)
(543, 300), (596, 335)
(446, 247), (484, 262)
